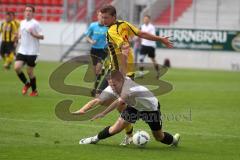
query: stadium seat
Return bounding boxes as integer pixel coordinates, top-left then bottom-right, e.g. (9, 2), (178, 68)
(35, 6), (44, 14)
(1, 0), (9, 4)
(51, 0), (63, 6)
(35, 0), (45, 5)
(16, 14), (24, 20)
(35, 15), (45, 21)
(17, 5), (26, 13)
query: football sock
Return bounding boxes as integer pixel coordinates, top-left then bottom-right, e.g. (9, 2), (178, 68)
(125, 124), (133, 136)
(97, 76), (108, 93)
(17, 72), (28, 85)
(155, 64), (159, 72)
(30, 77), (37, 91)
(160, 132), (174, 145)
(97, 126), (113, 140)
(94, 74), (101, 90)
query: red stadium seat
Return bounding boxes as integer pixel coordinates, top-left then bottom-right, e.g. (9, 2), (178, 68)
(35, 15), (45, 21)
(16, 14), (24, 20)
(17, 5), (26, 13)
(44, 0), (52, 5)
(35, 0), (45, 5)
(35, 6), (44, 14)
(51, 0), (63, 6)
(1, 0), (9, 4)
(18, 0), (27, 4)
(7, 6), (17, 12)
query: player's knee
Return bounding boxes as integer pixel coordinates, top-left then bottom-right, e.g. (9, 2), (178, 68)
(109, 126), (122, 135)
(14, 65), (21, 73)
(153, 131), (164, 141)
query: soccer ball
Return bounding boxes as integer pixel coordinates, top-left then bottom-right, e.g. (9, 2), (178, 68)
(132, 130), (150, 146)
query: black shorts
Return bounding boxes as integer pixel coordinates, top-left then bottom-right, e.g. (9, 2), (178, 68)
(0, 42), (14, 56)
(90, 48), (108, 66)
(16, 53), (38, 67)
(121, 103), (162, 131)
(140, 45), (155, 58)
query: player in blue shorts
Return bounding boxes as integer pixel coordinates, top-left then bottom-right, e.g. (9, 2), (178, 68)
(84, 11), (108, 96)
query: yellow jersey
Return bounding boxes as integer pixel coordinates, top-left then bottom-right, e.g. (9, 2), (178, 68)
(12, 19), (20, 31)
(0, 21), (18, 42)
(106, 20), (140, 76)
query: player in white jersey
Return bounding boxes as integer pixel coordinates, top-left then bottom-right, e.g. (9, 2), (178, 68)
(14, 5), (44, 96)
(139, 15), (161, 79)
(73, 70), (180, 146)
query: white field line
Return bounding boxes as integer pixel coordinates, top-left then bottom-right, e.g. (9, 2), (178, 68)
(0, 117), (240, 139)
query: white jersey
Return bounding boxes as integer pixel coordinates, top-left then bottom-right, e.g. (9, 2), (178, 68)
(140, 23), (156, 47)
(99, 78), (159, 111)
(18, 19), (43, 55)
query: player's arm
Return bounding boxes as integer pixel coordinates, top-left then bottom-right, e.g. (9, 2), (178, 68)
(29, 23), (44, 40)
(120, 42), (130, 75)
(92, 98), (124, 120)
(137, 31), (173, 48)
(84, 23), (96, 44)
(85, 36), (96, 45)
(30, 31), (44, 40)
(72, 98), (102, 115)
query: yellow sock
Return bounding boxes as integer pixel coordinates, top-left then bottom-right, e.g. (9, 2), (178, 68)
(5, 52), (14, 65)
(125, 124), (133, 136)
(9, 52), (15, 63)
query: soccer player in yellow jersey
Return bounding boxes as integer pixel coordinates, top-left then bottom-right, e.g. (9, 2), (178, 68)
(9, 12), (20, 52)
(96, 5), (173, 145)
(0, 12), (18, 69)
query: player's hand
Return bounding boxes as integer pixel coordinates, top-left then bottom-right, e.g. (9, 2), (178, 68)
(160, 37), (173, 48)
(91, 40), (96, 45)
(91, 113), (105, 121)
(121, 43), (130, 56)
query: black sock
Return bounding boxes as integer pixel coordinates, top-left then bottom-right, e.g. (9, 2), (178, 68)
(139, 66), (144, 71)
(160, 132), (174, 145)
(97, 76), (108, 93)
(94, 74), (101, 90)
(97, 126), (113, 140)
(30, 77), (37, 91)
(155, 64), (159, 72)
(17, 72), (28, 85)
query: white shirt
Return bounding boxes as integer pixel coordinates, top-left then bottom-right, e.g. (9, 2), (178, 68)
(141, 23), (156, 47)
(18, 19), (43, 55)
(99, 78), (159, 111)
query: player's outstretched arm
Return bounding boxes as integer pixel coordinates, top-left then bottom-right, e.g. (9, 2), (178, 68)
(91, 98), (123, 120)
(138, 31), (173, 48)
(72, 98), (102, 115)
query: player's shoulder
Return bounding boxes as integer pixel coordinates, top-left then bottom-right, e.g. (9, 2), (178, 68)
(89, 21), (99, 27)
(31, 19), (40, 25)
(20, 19), (26, 24)
(149, 23), (155, 29)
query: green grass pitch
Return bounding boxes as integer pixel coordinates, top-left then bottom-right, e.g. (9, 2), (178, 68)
(0, 61), (240, 160)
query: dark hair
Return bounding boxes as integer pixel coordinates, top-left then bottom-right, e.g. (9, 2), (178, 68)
(25, 4), (35, 13)
(100, 5), (116, 16)
(8, 11), (15, 16)
(6, 11), (12, 16)
(106, 70), (124, 81)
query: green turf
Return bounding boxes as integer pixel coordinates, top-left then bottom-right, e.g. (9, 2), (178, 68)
(0, 61), (240, 160)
